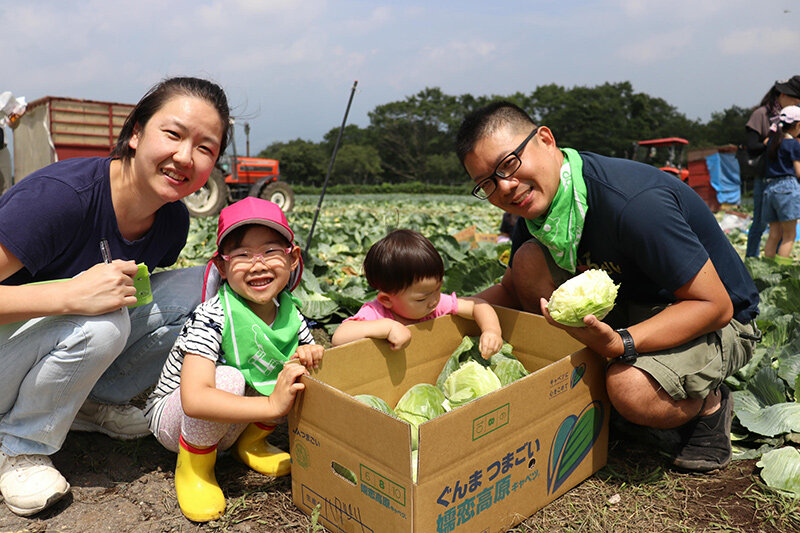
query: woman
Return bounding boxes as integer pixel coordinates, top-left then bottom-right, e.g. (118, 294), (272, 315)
(744, 75), (800, 257)
(0, 77), (230, 517)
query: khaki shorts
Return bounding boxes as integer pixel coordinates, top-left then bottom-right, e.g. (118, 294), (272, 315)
(527, 238), (758, 400)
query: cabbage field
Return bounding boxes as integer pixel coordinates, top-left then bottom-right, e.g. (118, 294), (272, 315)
(176, 194), (800, 496)
(177, 194), (511, 330)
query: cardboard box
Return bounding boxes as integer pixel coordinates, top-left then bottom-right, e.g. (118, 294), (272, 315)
(289, 306), (609, 532)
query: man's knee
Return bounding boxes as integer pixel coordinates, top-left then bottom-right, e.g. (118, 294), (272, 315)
(510, 241), (555, 312)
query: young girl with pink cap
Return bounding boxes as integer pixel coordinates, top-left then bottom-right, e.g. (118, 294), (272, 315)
(145, 197), (322, 522)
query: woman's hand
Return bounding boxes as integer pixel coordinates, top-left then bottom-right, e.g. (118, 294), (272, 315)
(66, 260), (139, 315)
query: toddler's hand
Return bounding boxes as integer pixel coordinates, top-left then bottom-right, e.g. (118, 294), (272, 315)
(479, 331), (503, 359)
(269, 363), (309, 416)
(386, 321), (412, 350)
(292, 344), (324, 370)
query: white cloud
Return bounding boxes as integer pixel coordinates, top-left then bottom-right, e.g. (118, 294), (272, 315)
(719, 27), (800, 55)
(616, 29), (693, 64)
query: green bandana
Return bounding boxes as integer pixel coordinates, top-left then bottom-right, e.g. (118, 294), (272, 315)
(219, 283), (302, 395)
(525, 148), (588, 273)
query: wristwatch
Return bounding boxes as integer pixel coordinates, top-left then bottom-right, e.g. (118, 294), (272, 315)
(615, 328), (638, 364)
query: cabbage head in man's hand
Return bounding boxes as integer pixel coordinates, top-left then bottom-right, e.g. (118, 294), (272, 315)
(547, 269), (619, 327)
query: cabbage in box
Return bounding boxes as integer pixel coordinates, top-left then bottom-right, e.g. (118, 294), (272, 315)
(288, 306), (609, 533)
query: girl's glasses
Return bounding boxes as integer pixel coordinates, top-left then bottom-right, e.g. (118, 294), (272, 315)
(220, 247), (293, 268)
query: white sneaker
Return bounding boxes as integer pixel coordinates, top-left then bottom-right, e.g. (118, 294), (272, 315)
(0, 452), (70, 516)
(70, 400), (150, 440)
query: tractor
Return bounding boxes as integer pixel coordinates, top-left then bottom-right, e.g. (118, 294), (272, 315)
(632, 137), (689, 182)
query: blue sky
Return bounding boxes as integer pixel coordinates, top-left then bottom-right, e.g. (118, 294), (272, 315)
(3, 0), (799, 154)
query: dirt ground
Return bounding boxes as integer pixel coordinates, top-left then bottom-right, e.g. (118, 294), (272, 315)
(0, 426), (793, 533)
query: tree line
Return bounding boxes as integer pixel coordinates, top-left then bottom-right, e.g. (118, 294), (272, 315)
(257, 82), (753, 187)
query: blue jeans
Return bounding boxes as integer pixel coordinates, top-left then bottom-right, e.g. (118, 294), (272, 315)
(745, 177), (766, 257)
(0, 266), (203, 456)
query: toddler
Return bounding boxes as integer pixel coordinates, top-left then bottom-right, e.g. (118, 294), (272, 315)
(332, 229), (503, 357)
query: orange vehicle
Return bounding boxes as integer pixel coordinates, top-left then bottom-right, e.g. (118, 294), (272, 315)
(181, 124), (294, 217)
(182, 151), (294, 218)
(632, 137), (690, 181)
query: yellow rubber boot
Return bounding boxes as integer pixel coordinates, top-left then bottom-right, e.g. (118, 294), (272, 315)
(234, 423), (291, 477)
(175, 436), (226, 522)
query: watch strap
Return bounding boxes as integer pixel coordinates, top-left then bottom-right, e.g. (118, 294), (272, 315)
(615, 328), (637, 364)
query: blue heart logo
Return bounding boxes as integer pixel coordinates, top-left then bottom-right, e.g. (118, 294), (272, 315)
(570, 363), (586, 389)
(547, 400), (604, 495)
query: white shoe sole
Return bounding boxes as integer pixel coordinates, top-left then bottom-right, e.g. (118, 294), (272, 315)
(3, 482), (71, 517)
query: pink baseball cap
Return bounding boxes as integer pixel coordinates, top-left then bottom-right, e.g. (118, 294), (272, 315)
(214, 197), (303, 291)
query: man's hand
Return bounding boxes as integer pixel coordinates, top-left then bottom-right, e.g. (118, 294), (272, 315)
(540, 297), (623, 358)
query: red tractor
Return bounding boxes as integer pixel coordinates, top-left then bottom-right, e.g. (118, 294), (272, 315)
(632, 137), (689, 182)
(182, 127), (294, 217)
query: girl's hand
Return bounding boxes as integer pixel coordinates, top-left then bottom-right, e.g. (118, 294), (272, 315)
(478, 331), (503, 359)
(67, 260), (139, 314)
(268, 363), (309, 417)
(386, 321), (412, 350)
(292, 344), (324, 369)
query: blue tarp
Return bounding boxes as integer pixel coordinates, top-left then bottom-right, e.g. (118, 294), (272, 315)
(706, 152), (740, 205)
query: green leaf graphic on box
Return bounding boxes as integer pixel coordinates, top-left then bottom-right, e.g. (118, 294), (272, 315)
(570, 363), (586, 388)
(547, 401), (604, 495)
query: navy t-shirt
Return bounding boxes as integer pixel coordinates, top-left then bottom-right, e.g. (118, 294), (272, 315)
(766, 137), (800, 178)
(0, 157), (189, 285)
(511, 151), (759, 324)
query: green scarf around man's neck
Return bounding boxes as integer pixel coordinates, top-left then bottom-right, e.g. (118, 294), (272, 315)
(524, 148), (588, 273)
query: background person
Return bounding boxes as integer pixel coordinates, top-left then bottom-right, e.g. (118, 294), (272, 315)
(744, 75), (800, 257)
(331, 229), (503, 357)
(0, 76), (230, 516)
(762, 105), (800, 263)
(456, 101), (759, 473)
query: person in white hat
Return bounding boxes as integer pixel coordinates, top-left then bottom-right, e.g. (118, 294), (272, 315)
(144, 197), (322, 523)
(761, 105), (800, 263)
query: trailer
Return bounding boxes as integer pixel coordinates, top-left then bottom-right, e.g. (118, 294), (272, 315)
(12, 96), (133, 182)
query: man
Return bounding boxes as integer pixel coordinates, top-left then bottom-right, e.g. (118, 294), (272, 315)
(456, 101), (759, 472)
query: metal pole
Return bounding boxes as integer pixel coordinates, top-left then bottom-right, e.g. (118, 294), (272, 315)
(304, 80), (358, 260)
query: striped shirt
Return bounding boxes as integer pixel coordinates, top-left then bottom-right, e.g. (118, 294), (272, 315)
(144, 293), (315, 433)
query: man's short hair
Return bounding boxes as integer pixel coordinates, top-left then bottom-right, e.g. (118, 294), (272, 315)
(456, 101), (536, 164)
